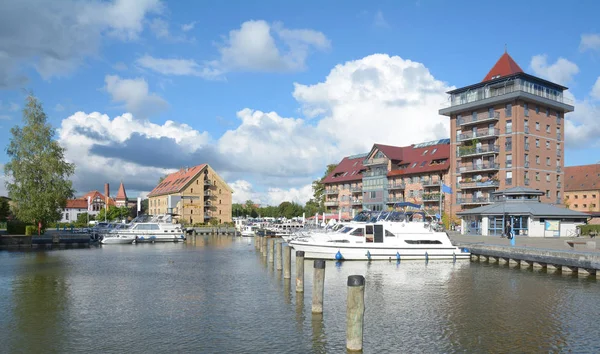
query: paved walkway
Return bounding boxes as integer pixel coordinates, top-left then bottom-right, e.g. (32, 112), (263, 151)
(448, 232), (600, 253)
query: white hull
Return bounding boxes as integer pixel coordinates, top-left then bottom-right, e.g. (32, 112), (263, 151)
(100, 235), (136, 244)
(132, 234), (185, 243)
(240, 232), (255, 237)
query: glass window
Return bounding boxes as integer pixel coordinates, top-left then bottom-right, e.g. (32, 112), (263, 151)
(536, 172), (540, 181)
(536, 155), (540, 164)
(536, 105), (540, 114)
(536, 122), (540, 130)
(546, 157), (550, 166)
(506, 120), (512, 134)
(546, 125), (550, 133)
(536, 139), (540, 147)
(546, 141), (550, 149)
(488, 108), (494, 118)
(506, 154), (512, 168)
(546, 174), (550, 182)
(505, 104), (512, 117)
(524, 103), (529, 117)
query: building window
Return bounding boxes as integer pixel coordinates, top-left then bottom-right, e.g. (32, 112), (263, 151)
(66, 213), (69, 220)
(524, 103), (529, 117)
(583, 194), (587, 198)
(506, 171), (512, 185)
(536, 122), (540, 131)
(423, 150), (428, 155)
(583, 204), (587, 208)
(219, 189), (222, 193)
(546, 174), (550, 182)
(546, 141), (550, 149)
(506, 120), (512, 134)
(575, 195), (578, 199)
(575, 204), (579, 208)
(536, 105), (540, 114)
(535, 139), (540, 148)
(219, 200), (222, 204)
(546, 108), (549, 117)
(505, 137), (512, 150)
(593, 194), (597, 198)
(488, 108), (494, 118)
(431, 148), (437, 154)
(536, 155), (540, 164)
(536, 172), (540, 181)
(546, 157), (550, 166)
(505, 104), (512, 117)
(593, 204), (597, 208)
(546, 125), (550, 133)
(191, 188), (194, 193)
(506, 154), (512, 168)
(472, 111), (477, 121)
(546, 190), (550, 198)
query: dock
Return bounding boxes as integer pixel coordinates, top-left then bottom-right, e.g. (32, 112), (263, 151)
(450, 233), (600, 279)
(0, 233), (93, 249)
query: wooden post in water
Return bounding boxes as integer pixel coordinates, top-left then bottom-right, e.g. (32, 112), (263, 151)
(283, 245), (292, 279)
(276, 240), (283, 271)
(261, 236), (267, 256)
(312, 260), (326, 314)
(295, 251), (305, 292)
(346, 275), (366, 352)
(269, 238), (275, 263)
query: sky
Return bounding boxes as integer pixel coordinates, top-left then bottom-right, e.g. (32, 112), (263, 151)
(1, 0), (599, 205)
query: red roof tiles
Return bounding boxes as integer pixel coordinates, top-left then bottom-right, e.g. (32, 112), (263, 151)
(148, 164), (207, 197)
(116, 182), (127, 200)
(482, 52), (524, 82)
(81, 190), (115, 206)
(387, 142), (450, 177)
(322, 155), (366, 184)
(66, 199), (88, 209)
(565, 164), (600, 192)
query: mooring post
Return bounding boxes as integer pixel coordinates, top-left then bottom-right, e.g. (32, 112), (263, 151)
(312, 260), (326, 314)
(295, 251), (305, 293)
(346, 275), (366, 352)
(284, 245), (292, 279)
(269, 238), (275, 263)
(276, 240), (283, 271)
(261, 236), (267, 256)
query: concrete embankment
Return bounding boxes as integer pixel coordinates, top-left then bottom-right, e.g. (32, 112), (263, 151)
(0, 234), (92, 249)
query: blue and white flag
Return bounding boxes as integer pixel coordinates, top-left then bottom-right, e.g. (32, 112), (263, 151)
(442, 184), (453, 194)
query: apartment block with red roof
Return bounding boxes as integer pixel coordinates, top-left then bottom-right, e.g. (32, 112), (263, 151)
(564, 164), (600, 222)
(323, 139), (451, 218)
(439, 52), (574, 217)
(147, 164), (233, 225)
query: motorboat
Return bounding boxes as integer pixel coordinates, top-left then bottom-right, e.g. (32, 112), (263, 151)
(100, 215), (185, 244)
(241, 225), (258, 237)
(100, 233), (136, 244)
(289, 206), (469, 261)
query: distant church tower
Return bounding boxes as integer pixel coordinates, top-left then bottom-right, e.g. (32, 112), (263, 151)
(115, 182), (128, 207)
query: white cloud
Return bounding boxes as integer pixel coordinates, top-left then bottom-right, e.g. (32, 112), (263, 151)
(529, 55), (579, 86)
(229, 180), (313, 206)
(148, 18), (193, 42)
(104, 75), (168, 117)
(373, 10), (390, 28)
(0, 0), (162, 86)
(580, 33), (600, 52)
(591, 77), (600, 101)
(139, 20), (330, 79)
(136, 55), (221, 79)
(181, 21), (196, 32)
(55, 103), (65, 112)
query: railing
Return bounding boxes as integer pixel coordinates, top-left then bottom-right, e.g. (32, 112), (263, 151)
(325, 189), (339, 195)
(388, 182), (405, 189)
(457, 111), (500, 126)
(422, 180), (441, 188)
(557, 182), (562, 188)
(422, 193), (442, 202)
(324, 201), (339, 207)
(505, 144), (512, 151)
(457, 145), (500, 157)
(363, 170), (387, 178)
(351, 200), (363, 205)
(457, 128), (500, 141)
(557, 135), (562, 141)
(204, 213), (212, 218)
(556, 117), (561, 125)
(204, 180), (212, 186)
(457, 196), (492, 204)
(363, 157), (388, 166)
(456, 162), (500, 173)
(442, 78), (573, 109)
(458, 180), (499, 189)
(350, 186), (362, 192)
(204, 191), (212, 197)
(556, 166), (562, 173)
(386, 196), (405, 203)
(525, 161), (530, 168)
(557, 150), (562, 157)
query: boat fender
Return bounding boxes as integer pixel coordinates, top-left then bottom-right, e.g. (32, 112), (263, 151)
(335, 250), (343, 261)
(366, 250), (371, 260)
(453, 252), (456, 263)
(396, 252), (401, 262)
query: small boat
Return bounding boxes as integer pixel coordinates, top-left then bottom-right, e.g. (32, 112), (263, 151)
(100, 233), (136, 244)
(241, 225), (258, 237)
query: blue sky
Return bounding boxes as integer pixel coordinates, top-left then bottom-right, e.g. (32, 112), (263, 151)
(1, 0), (599, 204)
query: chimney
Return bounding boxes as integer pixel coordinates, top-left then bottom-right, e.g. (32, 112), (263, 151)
(105, 183), (110, 199)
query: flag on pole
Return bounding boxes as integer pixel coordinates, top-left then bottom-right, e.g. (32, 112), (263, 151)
(442, 184), (453, 194)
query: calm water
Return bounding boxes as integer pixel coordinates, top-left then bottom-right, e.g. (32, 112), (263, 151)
(1, 236), (599, 353)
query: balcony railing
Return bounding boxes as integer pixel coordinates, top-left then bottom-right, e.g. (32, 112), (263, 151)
(204, 180), (212, 186)
(458, 180), (499, 189)
(325, 189), (339, 195)
(525, 161), (530, 168)
(350, 186), (362, 192)
(388, 182), (405, 190)
(324, 201), (339, 207)
(457, 128), (500, 142)
(457, 145), (500, 157)
(457, 196), (492, 205)
(442, 78), (573, 109)
(557, 135), (562, 141)
(505, 144), (512, 151)
(386, 196), (405, 204)
(363, 157), (389, 166)
(556, 117), (561, 125)
(556, 166), (562, 173)
(557, 182), (562, 188)
(456, 162), (500, 173)
(422, 180), (441, 188)
(556, 150), (562, 157)
(363, 170), (387, 178)
(351, 199), (363, 205)
(422, 193), (442, 202)
(457, 111), (500, 126)
(204, 213), (213, 219)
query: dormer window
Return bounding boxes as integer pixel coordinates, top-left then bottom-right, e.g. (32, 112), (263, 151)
(423, 150), (428, 155)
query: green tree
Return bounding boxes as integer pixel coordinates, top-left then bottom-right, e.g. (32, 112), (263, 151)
(304, 198), (320, 217)
(232, 203), (244, 217)
(0, 198), (10, 221)
(97, 205), (130, 222)
(312, 164), (337, 212)
(4, 95), (75, 228)
(141, 199), (149, 214)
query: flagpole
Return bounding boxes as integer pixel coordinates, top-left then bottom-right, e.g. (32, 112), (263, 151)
(439, 178), (442, 221)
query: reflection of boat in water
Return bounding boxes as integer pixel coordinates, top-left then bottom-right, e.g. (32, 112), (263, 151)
(289, 205), (469, 261)
(100, 215), (185, 244)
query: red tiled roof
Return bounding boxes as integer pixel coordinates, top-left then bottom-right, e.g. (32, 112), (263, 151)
(565, 164), (600, 192)
(66, 199), (88, 209)
(148, 164), (207, 197)
(81, 190), (115, 206)
(322, 155), (366, 184)
(387, 142), (450, 177)
(373, 144), (403, 161)
(116, 182), (127, 200)
(482, 52), (524, 82)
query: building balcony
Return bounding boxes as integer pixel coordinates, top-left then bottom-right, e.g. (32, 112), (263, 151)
(422, 180), (441, 188)
(204, 192), (215, 198)
(203, 180), (212, 186)
(457, 180), (499, 189)
(324, 200), (339, 207)
(350, 186), (362, 193)
(204, 213), (213, 219)
(363, 157), (389, 167)
(557, 135), (562, 141)
(457, 197), (492, 205)
(457, 128), (500, 142)
(363, 170), (388, 178)
(457, 145), (499, 158)
(388, 182), (405, 190)
(422, 193), (442, 202)
(556, 117), (561, 125)
(457, 111), (500, 127)
(456, 162), (500, 174)
(556, 166), (562, 173)
(524, 127), (530, 134)
(325, 189), (339, 195)
(524, 161), (530, 168)
(351, 199), (363, 205)
(386, 196), (405, 204)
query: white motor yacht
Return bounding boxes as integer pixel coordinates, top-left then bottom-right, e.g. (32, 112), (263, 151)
(101, 215), (185, 243)
(100, 233), (136, 244)
(241, 225), (258, 237)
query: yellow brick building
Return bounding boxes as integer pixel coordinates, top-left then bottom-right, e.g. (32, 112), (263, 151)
(147, 164), (233, 225)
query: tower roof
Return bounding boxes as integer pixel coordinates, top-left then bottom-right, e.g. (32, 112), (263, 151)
(482, 52), (524, 82)
(116, 182), (127, 200)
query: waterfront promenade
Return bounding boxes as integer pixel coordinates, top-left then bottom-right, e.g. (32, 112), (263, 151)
(449, 232), (600, 253)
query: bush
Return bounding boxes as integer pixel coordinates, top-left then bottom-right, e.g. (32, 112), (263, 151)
(6, 221), (30, 235)
(25, 225), (38, 236)
(0, 222), (6, 230)
(577, 224), (600, 236)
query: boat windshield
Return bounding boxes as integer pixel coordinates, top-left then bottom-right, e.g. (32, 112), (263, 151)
(338, 227), (354, 233)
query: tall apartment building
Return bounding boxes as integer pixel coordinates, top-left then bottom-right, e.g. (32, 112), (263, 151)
(147, 164), (233, 225)
(323, 139), (451, 217)
(564, 164), (600, 213)
(439, 52), (574, 217)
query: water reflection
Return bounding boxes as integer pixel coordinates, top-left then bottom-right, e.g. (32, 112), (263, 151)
(311, 313), (327, 354)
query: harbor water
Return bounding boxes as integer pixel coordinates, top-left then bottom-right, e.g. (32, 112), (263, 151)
(1, 236), (599, 353)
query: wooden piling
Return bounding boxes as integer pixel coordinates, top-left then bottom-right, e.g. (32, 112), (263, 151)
(296, 251), (305, 293)
(276, 240), (283, 271)
(284, 245), (292, 279)
(261, 236), (267, 256)
(312, 260), (326, 314)
(346, 275), (365, 352)
(269, 238), (275, 263)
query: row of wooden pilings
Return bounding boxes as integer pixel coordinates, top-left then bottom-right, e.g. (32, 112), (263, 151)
(471, 253), (600, 279)
(254, 236), (365, 351)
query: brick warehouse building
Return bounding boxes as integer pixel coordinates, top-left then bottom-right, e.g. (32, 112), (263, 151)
(439, 52), (574, 218)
